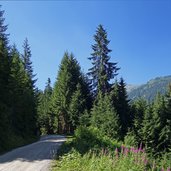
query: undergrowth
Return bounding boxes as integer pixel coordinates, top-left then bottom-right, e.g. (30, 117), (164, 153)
(52, 126), (171, 171)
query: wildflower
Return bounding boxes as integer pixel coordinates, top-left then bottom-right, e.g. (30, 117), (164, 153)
(124, 147), (129, 156)
(143, 159), (148, 165)
(138, 142), (143, 151)
(121, 145), (124, 153)
(130, 147), (134, 153)
(115, 148), (119, 159)
(167, 168), (171, 171)
(141, 155), (148, 165)
(133, 149), (138, 153)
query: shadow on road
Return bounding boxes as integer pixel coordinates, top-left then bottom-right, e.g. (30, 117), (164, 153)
(0, 135), (66, 164)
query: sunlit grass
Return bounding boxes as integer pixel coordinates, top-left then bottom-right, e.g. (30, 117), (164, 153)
(52, 127), (171, 171)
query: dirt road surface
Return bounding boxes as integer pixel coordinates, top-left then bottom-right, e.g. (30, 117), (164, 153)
(0, 135), (66, 171)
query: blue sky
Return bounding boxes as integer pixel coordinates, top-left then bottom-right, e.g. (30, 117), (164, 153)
(1, 1), (171, 90)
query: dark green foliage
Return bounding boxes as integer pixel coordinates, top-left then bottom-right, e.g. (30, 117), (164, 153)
(51, 52), (80, 134)
(37, 78), (54, 135)
(9, 44), (37, 138)
(0, 7), (38, 152)
(69, 83), (85, 131)
(56, 126), (120, 157)
(91, 92), (120, 139)
(20, 40), (37, 137)
(79, 110), (91, 127)
(129, 90), (171, 155)
(9, 45), (27, 136)
(165, 84), (171, 122)
(0, 7), (11, 152)
(88, 25), (119, 94)
(22, 38), (37, 89)
(130, 98), (147, 144)
(141, 93), (171, 155)
(111, 78), (131, 139)
(51, 52), (92, 134)
(140, 104), (154, 150)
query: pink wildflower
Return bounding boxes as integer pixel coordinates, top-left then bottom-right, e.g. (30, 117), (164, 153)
(141, 155), (148, 165)
(124, 147), (129, 156)
(133, 149), (138, 153)
(115, 148), (119, 159)
(121, 145), (124, 153)
(130, 147), (134, 153)
(139, 142), (143, 151)
(144, 159), (148, 165)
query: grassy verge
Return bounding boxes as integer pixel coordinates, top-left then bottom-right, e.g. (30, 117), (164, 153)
(52, 126), (171, 171)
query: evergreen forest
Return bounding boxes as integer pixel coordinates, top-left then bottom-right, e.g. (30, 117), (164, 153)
(0, 6), (170, 170)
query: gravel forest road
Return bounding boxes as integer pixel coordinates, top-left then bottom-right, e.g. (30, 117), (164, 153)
(0, 135), (66, 171)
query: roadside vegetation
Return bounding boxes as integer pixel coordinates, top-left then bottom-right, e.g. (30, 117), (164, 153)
(52, 127), (170, 171)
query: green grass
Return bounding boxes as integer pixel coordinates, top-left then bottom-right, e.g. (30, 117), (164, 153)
(52, 126), (171, 171)
(53, 149), (148, 171)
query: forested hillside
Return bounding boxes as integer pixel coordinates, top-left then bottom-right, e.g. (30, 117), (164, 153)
(0, 6), (170, 170)
(128, 75), (171, 101)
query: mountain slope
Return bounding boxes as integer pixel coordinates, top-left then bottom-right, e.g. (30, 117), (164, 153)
(128, 75), (171, 101)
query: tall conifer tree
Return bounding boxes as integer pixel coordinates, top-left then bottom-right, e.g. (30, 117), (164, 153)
(51, 52), (92, 134)
(0, 6), (11, 152)
(22, 38), (37, 89)
(20, 38), (37, 137)
(88, 25), (119, 94)
(51, 52), (82, 133)
(37, 78), (54, 134)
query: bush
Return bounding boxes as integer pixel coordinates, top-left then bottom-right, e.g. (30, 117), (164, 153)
(74, 126), (120, 154)
(53, 144), (171, 171)
(55, 126), (120, 157)
(53, 126), (171, 171)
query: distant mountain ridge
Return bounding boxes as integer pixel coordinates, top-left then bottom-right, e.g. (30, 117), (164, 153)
(127, 75), (171, 101)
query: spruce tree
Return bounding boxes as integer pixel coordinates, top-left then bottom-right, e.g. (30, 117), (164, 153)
(141, 104), (154, 152)
(117, 78), (131, 137)
(164, 85), (171, 151)
(91, 92), (121, 139)
(0, 6), (9, 46)
(151, 93), (171, 154)
(51, 52), (82, 134)
(0, 6), (11, 152)
(110, 78), (131, 139)
(22, 38), (37, 89)
(9, 45), (27, 136)
(130, 98), (147, 143)
(88, 24), (119, 95)
(37, 78), (54, 134)
(20, 39), (37, 137)
(69, 83), (86, 132)
(141, 92), (171, 154)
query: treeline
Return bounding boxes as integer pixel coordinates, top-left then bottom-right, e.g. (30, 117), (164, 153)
(37, 53), (92, 134)
(0, 7), (37, 153)
(0, 6), (170, 156)
(37, 24), (170, 156)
